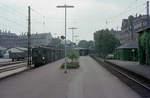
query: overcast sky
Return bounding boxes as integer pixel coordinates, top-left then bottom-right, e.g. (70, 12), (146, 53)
(0, 0), (147, 41)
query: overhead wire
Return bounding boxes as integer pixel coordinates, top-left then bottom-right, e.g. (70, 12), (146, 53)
(0, 1), (28, 34)
(0, 1), (27, 16)
(105, 1), (147, 30)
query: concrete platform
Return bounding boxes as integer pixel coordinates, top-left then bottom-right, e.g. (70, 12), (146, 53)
(107, 60), (150, 80)
(0, 57), (141, 98)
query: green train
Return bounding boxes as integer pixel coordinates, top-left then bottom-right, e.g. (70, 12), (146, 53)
(32, 46), (64, 67)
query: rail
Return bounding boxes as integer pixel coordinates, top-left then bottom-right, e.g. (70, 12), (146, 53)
(90, 55), (150, 98)
(0, 62), (27, 73)
(0, 61), (26, 67)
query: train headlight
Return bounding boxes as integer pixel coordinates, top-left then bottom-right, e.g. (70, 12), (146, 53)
(42, 56), (45, 60)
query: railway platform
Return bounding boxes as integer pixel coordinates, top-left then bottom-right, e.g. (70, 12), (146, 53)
(0, 56), (141, 98)
(107, 60), (150, 80)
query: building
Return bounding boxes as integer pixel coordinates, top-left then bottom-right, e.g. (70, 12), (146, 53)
(110, 29), (121, 40)
(0, 30), (18, 48)
(31, 33), (53, 47)
(120, 15), (139, 45)
(115, 15), (139, 61)
(133, 15), (150, 65)
(0, 30), (53, 48)
(115, 14), (150, 64)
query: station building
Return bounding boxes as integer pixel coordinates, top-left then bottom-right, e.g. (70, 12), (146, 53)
(115, 14), (150, 65)
(115, 15), (138, 61)
(133, 15), (150, 65)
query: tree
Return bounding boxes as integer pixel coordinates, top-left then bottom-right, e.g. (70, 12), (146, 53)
(94, 29), (120, 57)
(78, 40), (94, 49)
(78, 40), (89, 48)
(88, 40), (95, 49)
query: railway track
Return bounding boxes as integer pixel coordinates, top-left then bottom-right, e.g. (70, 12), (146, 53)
(90, 55), (150, 98)
(0, 61), (26, 67)
(0, 62), (27, 73)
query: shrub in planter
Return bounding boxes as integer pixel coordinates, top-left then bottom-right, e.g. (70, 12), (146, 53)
(67, 48), (79, 62)
(61, 48), (80, 69)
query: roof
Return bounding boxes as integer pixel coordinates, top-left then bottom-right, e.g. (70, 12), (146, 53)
(16, 47), (27, 51)
(117, 41), (138, 49)
(31, 33), (52, 39)
(7, 48), (24, 53)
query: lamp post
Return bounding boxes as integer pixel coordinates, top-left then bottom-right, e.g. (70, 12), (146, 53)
(56, 4), (74, 73)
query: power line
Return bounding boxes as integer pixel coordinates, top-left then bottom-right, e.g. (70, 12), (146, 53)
(0, 15), (26, 28)
(105, 1), (147, 29)
(108, 2), (146, 21)
(0, 1), (27, 17)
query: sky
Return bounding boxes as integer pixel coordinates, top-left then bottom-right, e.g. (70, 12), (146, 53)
(0, 0), (147, 41)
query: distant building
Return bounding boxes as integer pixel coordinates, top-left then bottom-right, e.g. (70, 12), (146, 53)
(31, 33), (53, 47)
(0, 30), (53, 48)
(120, 15), (138, 45)
(0, 31), (18, 48)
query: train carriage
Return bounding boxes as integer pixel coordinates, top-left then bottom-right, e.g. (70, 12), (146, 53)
(32, 46), (64, 67)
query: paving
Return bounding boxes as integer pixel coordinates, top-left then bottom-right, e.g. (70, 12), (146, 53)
(0, 56), (141, 98)
(108, 60), (150, 80)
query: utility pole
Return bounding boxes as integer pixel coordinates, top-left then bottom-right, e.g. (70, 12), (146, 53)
(27, 6), (32, 68)
(146, 1), (149, 65)
(74, 35), (79, 46)
(147, 1), (149, 26)
(56, 4), (74, 73)
(68, 27), (78, 47)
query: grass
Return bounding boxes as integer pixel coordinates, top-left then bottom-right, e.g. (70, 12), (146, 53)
(61, 62), (80, 69)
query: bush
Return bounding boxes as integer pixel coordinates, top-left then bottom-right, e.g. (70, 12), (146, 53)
(67, 48), (79, 62)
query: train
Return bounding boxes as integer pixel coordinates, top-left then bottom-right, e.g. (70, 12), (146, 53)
(9, 52), (26, 61)
(9, 47), (28, 61)
(32, 46), (64, 67)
